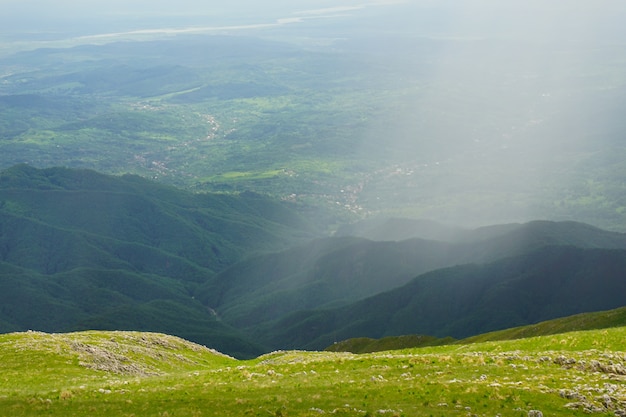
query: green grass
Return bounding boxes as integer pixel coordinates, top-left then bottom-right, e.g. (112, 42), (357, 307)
(325, 335), (456, 354)
(1, 328), (624, 416)
(203, 169), (286, 182)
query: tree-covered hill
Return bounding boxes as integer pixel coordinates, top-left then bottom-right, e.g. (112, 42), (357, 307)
(336, 217), (626, 247)
(0, 165), (317, 357)
(261, 245), (626, 350)
(326, 305), (626, 354)
(2, 166), (626, 358)
(197, 219), (626, 346)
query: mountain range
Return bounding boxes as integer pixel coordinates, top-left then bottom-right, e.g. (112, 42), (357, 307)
(0, 164), (317, 357)
(1, 165), (625, 357)
(263, 245), (626, 350)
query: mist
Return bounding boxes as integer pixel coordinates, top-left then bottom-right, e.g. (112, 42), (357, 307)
(340, 0), (626, 227)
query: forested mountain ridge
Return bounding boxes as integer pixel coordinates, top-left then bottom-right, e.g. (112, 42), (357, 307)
(0, 164), (315, 269)
(1, 165), (626, 357)
(335, 216), (626, 247)
(199, 219), (626, 337)
(260, 245), (626, 350)
(0, 165), (317, 357)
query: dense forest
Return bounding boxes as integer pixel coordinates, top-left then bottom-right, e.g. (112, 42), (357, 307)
(1, 165), (625, 357)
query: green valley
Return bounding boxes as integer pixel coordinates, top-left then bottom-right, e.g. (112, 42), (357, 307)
(2, 28), (626, 230)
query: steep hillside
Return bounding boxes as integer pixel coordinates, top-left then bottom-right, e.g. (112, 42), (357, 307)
(0, 165), (316, 357)
(197, 236), (461, 328)
(460, 305), (626, 345)
(200, 220), (626, 339)
(3, 166), (625, 358)
(327, 305), (626, 353)
(262, 245), (626, 350)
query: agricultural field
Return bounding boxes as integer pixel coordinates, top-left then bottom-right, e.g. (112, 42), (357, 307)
(1, 327), (625, 416)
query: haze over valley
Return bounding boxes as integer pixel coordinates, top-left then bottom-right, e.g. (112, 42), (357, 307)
(2, 0), (626, 228)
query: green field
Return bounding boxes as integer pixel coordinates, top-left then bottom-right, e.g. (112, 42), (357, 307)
(1, 327), (625, 416)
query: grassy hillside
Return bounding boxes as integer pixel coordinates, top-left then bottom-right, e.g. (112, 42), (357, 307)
(1, 327), (625, 416)
(0, 165), (317, 357)
(325, 334), (455, 354)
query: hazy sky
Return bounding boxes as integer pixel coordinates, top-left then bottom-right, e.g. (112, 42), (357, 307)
(1, 0), (399, 19)
(2, 0), (626, 44)
(0, 0), (408, 42)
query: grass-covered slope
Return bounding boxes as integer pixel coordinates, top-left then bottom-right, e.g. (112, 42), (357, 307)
(0, 165), (316, 357)
(262, 245), (626, 350)
(325, 334), (455, 354)
(2, 327), (626, 416)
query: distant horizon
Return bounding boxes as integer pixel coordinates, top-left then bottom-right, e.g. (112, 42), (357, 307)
(2, 0), (625, 47)
(0, 0), (408, 53)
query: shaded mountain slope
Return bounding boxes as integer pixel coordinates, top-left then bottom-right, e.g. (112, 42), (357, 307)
(0, 165), (317, 357)
(337, 216), (626, 247)
(200, 220), (626, 335)
(197, 236), (462, 328)
(0, 164), (313, 272)
(261, 245), (626, 350)
(466, 219), (626, 250)
(326, 305), (626, 353)
(459, 304), (626, 345)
